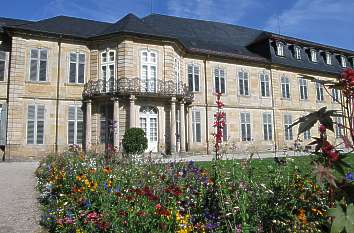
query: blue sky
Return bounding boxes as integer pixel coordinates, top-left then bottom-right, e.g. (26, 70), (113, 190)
(2, 0), (354, 50)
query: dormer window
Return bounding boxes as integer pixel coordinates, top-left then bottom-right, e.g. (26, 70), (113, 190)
(326, 52), (332, 65)
(295, 46), (301, 60)
(341, 56), (347, 68)
(310, 49), (317, 62)
(276, 42), (284, 56)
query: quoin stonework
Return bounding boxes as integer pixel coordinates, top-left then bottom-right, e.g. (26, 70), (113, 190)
(0, 13), (351, 158)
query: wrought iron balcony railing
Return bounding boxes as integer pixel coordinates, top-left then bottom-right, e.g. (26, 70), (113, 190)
(83, 77), (194, 101)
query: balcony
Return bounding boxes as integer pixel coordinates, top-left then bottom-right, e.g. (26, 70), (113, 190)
(83, 77), (194, 101)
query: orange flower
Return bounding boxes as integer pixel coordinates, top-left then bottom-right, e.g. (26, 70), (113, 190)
(297, 209), (307, 224)
(103, 167), (112, 174)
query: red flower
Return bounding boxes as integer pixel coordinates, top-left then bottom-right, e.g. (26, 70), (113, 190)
(155, 203), (161, 209)
(329, 151), (340, 161)
(319, 124), (326, 134)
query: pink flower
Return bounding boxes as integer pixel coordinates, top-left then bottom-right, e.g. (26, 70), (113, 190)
(329, 151), (340, 161)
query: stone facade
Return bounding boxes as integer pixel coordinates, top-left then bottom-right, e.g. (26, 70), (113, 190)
(0, 16), (349, 159)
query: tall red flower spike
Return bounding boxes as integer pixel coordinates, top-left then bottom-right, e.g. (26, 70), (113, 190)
(213, 92), (225, 160)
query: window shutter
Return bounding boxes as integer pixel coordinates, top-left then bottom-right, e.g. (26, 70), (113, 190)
(194, 66), (200, 92)
(69, 53), (77, 83)
(0, 51), (5, 81)
(27, 105), (36, 144)
(244, 72), (249, 95)
(78, 54), (85, 84)
(239, 72), (244, 95)
(36, 105), (45, 144)
(76, 107), (84, 144)
(39, 49), (47, 81)
(68, 106), (75, 144)
(30, 49), (38, 81)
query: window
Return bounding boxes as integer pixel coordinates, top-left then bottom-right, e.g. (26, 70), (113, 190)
(299, 78), (308, 100)
(68, 106), (84, 145)
(69, 52), (85, 84)
(214, 68), (225, 94)
(0, 51), (5, 81)
(237, 69), (249, 96)
(316, 82), (324, 102)
(141, 50), (157, 92)
(100, 105), (113, 144)
(27, 104), (45, 144)
(276, 42), (284, 56)
(240, 112), (251, 141)
(0, 104), (2, 140)
(332, 88), (340, 102)
(188, 64), (200, 92)
(341, 56), (347, 68)
(326, 52), (332, 65)
(262, 112), (272, 141)
(310, 49), (317, 62)
(335, 117), (343, 138)
(284, 114), (293, 141)
(192, 110), (201, 143)
(304, 130), (311, 140)
(29, 48), (48, 82)
(223, 113), (228, 142)
(295, 46), (301, 60)
(281, 76), (291, 99)
(174, 58), (181, 93)
(260, 72), (270, 97)
(101, 50), (116, 92)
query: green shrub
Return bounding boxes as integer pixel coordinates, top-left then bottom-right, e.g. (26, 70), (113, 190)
(122, 127), (148, 155)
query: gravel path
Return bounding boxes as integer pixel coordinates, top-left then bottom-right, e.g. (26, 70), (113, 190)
(0, 162), (41, 233)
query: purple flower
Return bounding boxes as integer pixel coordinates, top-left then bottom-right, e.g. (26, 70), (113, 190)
(345, 172), (354, 182)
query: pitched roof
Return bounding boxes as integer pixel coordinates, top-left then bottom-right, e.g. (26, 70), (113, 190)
(0, 17), (32, 33)
(4, 16), (111, 38)
(98, 13), (158, 37)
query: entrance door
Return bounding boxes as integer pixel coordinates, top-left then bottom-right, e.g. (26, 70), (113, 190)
(139, 107), (158, 152)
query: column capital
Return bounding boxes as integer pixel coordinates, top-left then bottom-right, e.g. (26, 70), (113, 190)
(130, 95), (136, 102)
(171, 97), (177, 103)
(111, 97), (120, 102)
(84, 99), (92, 104)
(179, 99), (186, 105)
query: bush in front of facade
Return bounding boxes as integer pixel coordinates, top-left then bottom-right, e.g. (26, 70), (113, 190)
(122, 127), (148, 155)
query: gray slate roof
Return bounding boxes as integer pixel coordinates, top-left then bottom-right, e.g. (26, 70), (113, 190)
(0, 13), (353, 75)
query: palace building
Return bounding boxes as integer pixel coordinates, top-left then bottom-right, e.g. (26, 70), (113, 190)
(0, 13), (351, 158)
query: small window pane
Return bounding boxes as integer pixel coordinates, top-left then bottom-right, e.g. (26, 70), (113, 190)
(40, 49), (47, 60)
(30, 60), (38, 81)
(78, 63), (85, 83)
(39, 61), (47, 81)
(69, 63), (76, 83)
(31, 49), (38, 59)
(70, 53), (77, 62)
(0, 60), (5, 81)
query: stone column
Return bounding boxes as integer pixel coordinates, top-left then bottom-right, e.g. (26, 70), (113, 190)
(85, 100), (92, 151)
(188, 106), (193, 148)
(129, 95), (135, 128)
(170, 97), (177, 153)
(113, 98), (120, 150)
(180, 101), (186, 153)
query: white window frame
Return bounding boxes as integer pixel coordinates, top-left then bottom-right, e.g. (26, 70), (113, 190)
(260, 71), (270, 97)
(262, 112), (273, 141)
(332, 88), (341, 103)
(335, 117), (344, 139)
(281, 75), (291, 99)
(214, 67), (226, 94)
(67, 105), (84, 145)
(238, 69), (250, 96)
(299, 78), (308, 100)
(29, 48), (48, 82)
(26, 104), (45, 145)
(140, 50), (158, 92)
(326, 52), (332, 65)
(284, 114), (293, 141)
(68, 52), (86, 84)
(0, 51), (6, 81)
(187, 63), (200, 92)
(100, 50), (116, 92)
(316, 82), (324, 102)
(304, 129), (311, 140)
(295, 46), (301, 60)
(341, 56), (347, 68)
(276, 42), (284, 56)
(240, 112), (251, 141)
(192, 109), (202, 143)
(310, 49), (317, 62)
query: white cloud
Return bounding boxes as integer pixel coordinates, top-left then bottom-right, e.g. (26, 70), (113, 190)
(264, 0), (354, 49)
(166, 0), (257, 24)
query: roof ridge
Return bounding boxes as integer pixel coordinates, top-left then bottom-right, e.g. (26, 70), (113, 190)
(38, 15), (112, 24)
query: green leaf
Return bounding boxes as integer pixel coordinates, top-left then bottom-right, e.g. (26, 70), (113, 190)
(319, 116), (334, 132)
(345, 204), (354, 233)
(329, 205), (345, 233)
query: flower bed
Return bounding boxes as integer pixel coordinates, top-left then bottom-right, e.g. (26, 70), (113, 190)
(36, 149), (333, 232)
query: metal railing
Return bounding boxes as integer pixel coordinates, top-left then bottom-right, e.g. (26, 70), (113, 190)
(83, 77), (194, 101)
